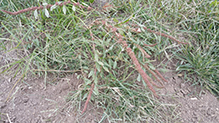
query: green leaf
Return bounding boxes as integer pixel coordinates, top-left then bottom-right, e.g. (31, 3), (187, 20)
(93, 85), (99, 95)
(95, 63), (101, 72)
(84, 78), (92, 85)
(148, 64), (156, 70)
(89, 0), (95, 3)
(81, 2), (89, 7)
(113, 18), (119, 23)
(94, 53), (99, 61)
(34, 9), (38, 19)
(82, 92), (88, 100)
(72, 5), (76, 11)
(50, 5), (57, 11)
(113, 61), (117, 69)
(88, 69), (93, 78)
(42, 2), (48, 6)
(44, 8), (50, 18)
(63, 5), (66, 14)
(118, 29), (124, 36)
(137, 74), (141, 81)
(97, 61), (104, 66)
(103, 66), (109, 72)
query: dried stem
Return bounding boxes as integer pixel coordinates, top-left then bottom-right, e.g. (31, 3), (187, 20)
(143, 27), (188, 45)
(154, 69), (168, 82)
(134, 43), (151, 58)
(81, 43), (97, 114)
(116, 35), (159, 98)
(81, 82), (95, 114)
(142, 63), (164, 86)
(144, 43), (157, 47)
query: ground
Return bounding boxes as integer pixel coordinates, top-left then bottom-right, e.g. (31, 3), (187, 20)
(0, 61), (219, 122)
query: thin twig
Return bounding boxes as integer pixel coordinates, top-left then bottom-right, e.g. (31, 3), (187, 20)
(6, 113), (12, 123)
(154, 69), (168, 82)
(81, 43), (97, 114)
(117, 36), (159, 98)
(5, 74), (24, 102)
(134, 43), (151, 58)
(143, 27), (189, 45)
(142, 63), (164, 86)
(81, 82), (95, 114)
(144, 43), (157, 47)
(32, 69), (80, 73)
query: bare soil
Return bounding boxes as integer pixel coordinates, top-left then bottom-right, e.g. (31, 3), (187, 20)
(159, 70), (219, 122)
(0, 60), (219, 122)
(0, 73), (104, 123)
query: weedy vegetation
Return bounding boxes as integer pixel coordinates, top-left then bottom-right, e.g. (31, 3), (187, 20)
(0, 0), (218, 122)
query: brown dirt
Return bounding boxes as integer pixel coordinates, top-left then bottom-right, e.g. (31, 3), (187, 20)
(1, 59), (219, 123)
(0, 73), (104, 123)
(158, 59), (219, 122)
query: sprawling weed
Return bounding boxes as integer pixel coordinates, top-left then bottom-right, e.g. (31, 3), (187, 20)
(1, 0), (218, 122)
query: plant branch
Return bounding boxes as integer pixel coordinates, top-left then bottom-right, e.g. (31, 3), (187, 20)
(116, 34), (159, 98)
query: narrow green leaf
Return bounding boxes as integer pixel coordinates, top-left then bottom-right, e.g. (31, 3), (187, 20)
(72, 5), (76, 11)
(81, 2), (89, 7)
(88, 69), (93, 78)
(148, 64), (156, 70)
(113, 18), (119, 23)
(34, 9), (38, 19)
(113, 61), (117, 69)
(97, 61), (104, 66)
(89, 0), (95, 3)
(50, 5), (57, 11)
(93, 85), (99, 95)
(103, 66), (109, 72)
(84, 78), (92, 85)
(95, 63), (101, 72)
(137, 74), (141, 81)
(94, 53), (99, 61)
(63, 5), (66, 14)
(42, 2), (48, 6)
(44, 9), (50, 18)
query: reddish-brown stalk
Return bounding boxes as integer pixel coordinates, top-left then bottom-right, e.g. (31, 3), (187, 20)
(143, 72), (164, 89)
(117, 37), (159, 98)
(143, 27), (188, 45)
(81, 82), (95, 114)
(144, 43), (157, 47)
(143, 63), (164, 86)
(154, 69), (168, 82)
(81, 43), (97, 114)
(134, 44), (151, 58)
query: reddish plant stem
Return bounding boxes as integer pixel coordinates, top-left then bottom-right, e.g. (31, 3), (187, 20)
(143, 71), (164, 88)
(117, 37), (159, 98)
(1, 1), (92, 15)
(81, 82), (95, 114)
(144, 43), (157, 47)
(154, 69), (168, 82)
(130, 23), (188, 44)
(143, 27), (188, 45)
(142, 63), (164, 87)
(134, 44), (151, 58)
(81, 43), (97, 114)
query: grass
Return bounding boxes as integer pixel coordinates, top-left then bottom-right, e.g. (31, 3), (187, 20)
(0, 0), (218, 122)
(172, 0), (219, 97)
